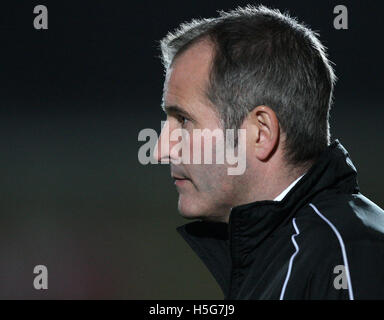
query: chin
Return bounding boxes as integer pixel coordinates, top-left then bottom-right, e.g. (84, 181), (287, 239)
(177, 195), (207, 220)
(177, 195), (226, 222)
(178, 204), (203, 220)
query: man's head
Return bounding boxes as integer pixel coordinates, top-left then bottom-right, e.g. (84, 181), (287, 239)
(156, 5), (336, 222)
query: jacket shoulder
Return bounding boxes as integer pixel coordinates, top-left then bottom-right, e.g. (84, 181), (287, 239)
(292, 193), (384, 299)
(305, 192), (384, 243)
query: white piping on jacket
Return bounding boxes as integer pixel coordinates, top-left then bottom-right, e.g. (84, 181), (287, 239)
(309, 203), (354, 300)
(280, 217), (300, 300)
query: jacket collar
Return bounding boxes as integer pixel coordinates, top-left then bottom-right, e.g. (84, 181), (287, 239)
(176, 139), (360, 296)
(273, 173), (305, 201)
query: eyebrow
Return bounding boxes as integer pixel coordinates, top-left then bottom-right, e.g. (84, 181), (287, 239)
(162, 104), (194, 120)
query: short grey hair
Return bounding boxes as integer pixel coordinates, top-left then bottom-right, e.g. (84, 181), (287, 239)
(159, 5), (337, 166)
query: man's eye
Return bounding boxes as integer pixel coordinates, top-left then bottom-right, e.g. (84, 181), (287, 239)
(178, 115), (189, 126)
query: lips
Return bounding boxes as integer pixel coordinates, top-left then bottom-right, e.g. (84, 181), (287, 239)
(173, 174), (191, 180)
(172, 175), (186, 180)
(172, 175), (190, 183)
(173, 177), (190, 187)
(171, 166), (190, 181)
(171, 165), (192, 186)
(171, 173), (191, 188)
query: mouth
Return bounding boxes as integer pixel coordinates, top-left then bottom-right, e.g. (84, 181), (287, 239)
(172, 175), (191, 187)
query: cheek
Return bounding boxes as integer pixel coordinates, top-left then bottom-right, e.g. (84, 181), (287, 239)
(188, 163), (232, 194)
(183, 130), (236, 193)
(183, 131), (203, 164)
(187, 132), (223, 165)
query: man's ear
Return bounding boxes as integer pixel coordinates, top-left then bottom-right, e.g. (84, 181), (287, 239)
(246, 105), (280, 161)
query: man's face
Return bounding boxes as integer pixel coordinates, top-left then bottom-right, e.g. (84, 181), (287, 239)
(156, 40), (251, 222)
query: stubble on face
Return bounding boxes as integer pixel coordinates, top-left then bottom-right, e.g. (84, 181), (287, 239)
(163, 39), (251, 223)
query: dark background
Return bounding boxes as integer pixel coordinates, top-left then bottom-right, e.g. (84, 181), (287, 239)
(0, 0), (382, 299)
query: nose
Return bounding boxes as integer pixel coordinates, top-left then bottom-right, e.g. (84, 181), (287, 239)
(154, 120), (181, 163)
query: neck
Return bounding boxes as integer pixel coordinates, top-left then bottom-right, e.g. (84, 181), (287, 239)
(238, 159), (309, 206)
(265, 167), (307, 201)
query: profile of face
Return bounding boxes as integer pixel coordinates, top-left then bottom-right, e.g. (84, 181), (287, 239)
(155, 40), (256, 222)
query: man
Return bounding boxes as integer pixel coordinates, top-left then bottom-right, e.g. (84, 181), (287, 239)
(155, 5), (384, 299)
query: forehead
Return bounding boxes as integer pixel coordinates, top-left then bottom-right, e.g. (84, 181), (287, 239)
(164, 40), (214, 105)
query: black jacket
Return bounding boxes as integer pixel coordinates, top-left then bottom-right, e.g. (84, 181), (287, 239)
(176, 140), (384, 299)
